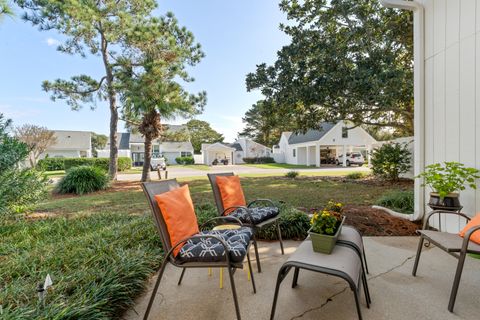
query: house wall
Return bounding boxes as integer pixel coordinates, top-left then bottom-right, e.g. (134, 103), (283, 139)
(421, 0), (480, 232)
(319, 121), (377, 147)
(41, 150), (83, 158)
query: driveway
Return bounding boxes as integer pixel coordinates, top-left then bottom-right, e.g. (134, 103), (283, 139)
(117, 165), (370, 181)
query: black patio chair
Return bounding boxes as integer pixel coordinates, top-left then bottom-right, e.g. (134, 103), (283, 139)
(207, 172), (284, 273)
(141, 179), (256, 320)
(412, 210), (480, 312)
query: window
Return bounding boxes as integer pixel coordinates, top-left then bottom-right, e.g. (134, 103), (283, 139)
(152, 145), (160, 153)
(181, 151), (192, 157)
(342, 127), (348, 138)
(293, 149), (296, 157)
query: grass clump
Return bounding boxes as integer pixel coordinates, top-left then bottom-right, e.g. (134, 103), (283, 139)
(285, 170), (300, 179)
(376, 190), (414, 214)
(346, 172), (364, 180)
(256, 205), (310, 240)
(56, 166), (109, 195)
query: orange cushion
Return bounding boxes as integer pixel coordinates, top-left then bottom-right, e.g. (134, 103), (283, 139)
(154, 185), (199, 256)
(216, 175), (247, 215)
(459, 213), (480, 245)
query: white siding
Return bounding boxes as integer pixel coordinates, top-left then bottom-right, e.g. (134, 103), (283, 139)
(422, 0), (479, 231)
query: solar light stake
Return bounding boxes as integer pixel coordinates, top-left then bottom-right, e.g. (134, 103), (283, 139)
(37, 283), (45, 309)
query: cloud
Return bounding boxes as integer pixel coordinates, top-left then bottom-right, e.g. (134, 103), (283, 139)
(45, 37), (60, 46)
(0, 104), (41, 119)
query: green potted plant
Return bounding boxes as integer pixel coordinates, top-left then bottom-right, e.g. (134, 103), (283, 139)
(309, 201), (345, 254)
(416, 162), (480, 210)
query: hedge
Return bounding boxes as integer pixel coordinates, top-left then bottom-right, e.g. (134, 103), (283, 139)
(38, 157), (132, 172)
(175, 156), (194, 165)
(242, 157), (275, 164)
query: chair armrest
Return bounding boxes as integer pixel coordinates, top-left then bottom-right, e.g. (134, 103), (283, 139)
(167, 234), (233, 264)
(200, 216), (243, 229)
(423, 210), (471, 230)
(461, 224), (480, 252)
(247, 199), (276, 208)
(222, 206), (255, 225)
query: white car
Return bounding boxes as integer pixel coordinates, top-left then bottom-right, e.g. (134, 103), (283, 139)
(150, 156), (167, 171)
(336, 152), (365, 166)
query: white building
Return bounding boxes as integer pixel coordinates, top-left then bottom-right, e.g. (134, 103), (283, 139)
(200, 138), (272, 165)
(381, 0), (480, 231)
(41, 130), (92, 158)
(273, 121), (377, 167)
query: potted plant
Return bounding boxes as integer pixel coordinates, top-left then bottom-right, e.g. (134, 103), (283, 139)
(309, 201), (345, 254)
(416, 162), (480, 210)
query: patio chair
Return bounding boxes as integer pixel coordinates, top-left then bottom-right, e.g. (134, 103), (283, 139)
(208, 172), (284, 273)
(141, 179), (256, 320)
(412, 210), (480, 312)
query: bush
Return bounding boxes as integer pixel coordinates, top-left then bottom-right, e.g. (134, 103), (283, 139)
(62, 157), (131, 171)
(371, 142), (412, 181)
(346, 172), (364, 180)
(37, 157), (65, 171)
(118, 157), (132, 171)
(243, 157), (275, 164)
(56, 166), (109, 195)
(256, 205), (310, 240)
(376, 190), (414, 214)
(285, 170), (300, 179)
(175, 156), (195, 165)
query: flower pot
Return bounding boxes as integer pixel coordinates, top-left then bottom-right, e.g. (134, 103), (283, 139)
(428, 192), (461, 211)
(308, 216), (345, 254)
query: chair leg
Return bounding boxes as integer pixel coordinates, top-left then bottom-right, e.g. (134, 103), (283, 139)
(252, 236), (262, 273)
(362, 272), (370, 308)
(353, 287), (363, 320)
(270, 265), (291, 320)
(362, 246), (369, 275)
(247, 252), (257, 294)
(448, 251), (468, 312)
(277, 220), (285, 255)
(177, 268), (186, 286)
(143, 260), (169, 320)
(412, 236), (425, 276)
(292, 267), (300, 288)
(227, 266), (242, 320)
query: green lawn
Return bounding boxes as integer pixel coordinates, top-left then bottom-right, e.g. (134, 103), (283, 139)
(243, 163), (314, 169)
(2, 176), (401, 318)
(43, 170), (66, 178)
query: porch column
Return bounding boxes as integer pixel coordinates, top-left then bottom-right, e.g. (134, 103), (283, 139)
(342, 145), (347, 167)
(231, 152), (234, 165)
(206, 152), (210, 166)
(367, 145), (372, 166)
(306, 146), (310, 166)
(316, 144), (321, 167)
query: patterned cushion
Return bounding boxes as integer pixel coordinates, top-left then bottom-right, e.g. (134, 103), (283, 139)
(177, 227), (253, 264)
(231, 207), (280, 224)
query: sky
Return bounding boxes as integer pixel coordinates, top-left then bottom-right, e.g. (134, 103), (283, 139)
(0, 1), (290, 142)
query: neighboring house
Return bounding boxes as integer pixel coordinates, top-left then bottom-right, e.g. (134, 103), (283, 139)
(98, 125), (194, 166)
(381, 0), (480, 230)
(273, 121), (377, 167)
(40, 130), (92, 159)
(200, 138), (271, 165)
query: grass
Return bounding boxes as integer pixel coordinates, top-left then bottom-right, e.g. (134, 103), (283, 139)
(243, 163), (314, 169)
(2, 175), (402, 318)
(43, 170), (65, 178)
(376, 190), (414, 214)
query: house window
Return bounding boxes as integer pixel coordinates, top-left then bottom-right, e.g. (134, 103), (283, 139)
(152, 145), (160, 153)
(342, 127), (348, 138)
(181, 151), (192, 157)
(293, 149), (296, 157)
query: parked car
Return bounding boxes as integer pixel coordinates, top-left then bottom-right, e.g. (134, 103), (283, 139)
(150, 155), (167, 171)
(336, 152), (364, 166)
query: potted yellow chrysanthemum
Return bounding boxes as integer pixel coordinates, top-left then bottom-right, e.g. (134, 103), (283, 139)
(309, 200), (345, 254)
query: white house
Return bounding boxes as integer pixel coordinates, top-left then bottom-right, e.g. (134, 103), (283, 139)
(98, 126), (194, 166)
(381, 0), (480, 231)
(200, 138), (271, 165)
(273, 121), (377, 167)
(41, 130), (92, 159)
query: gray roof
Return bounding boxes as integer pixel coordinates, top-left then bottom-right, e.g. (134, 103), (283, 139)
(49, 130), (91, 150)
(161, 141), (194, 152)
(226, 143), (243, 151)
(288, 122), (336, 145)
(126, 124), (188, 144)
(118, 132), (130, 150)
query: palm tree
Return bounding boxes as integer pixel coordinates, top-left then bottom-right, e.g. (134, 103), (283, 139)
(0, 0), (13, 20)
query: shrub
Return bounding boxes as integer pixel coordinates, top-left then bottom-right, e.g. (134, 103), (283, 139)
(285, 170), (300, 179)
(376, 190), (414, 214)
(56, 166), (109, 195)
(371, 142), (412, 181)
(346, 172), (364, 180)
(175, 156), (195, 165)
(37, 157), (65, 171)
(256, 205), (310, 240)
(118, 157), (132, 171)
(243, 157), (275, 164)
(62, 157), (131, 171)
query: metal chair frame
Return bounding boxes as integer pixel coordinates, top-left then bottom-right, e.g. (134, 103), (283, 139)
(141, 180), (256, 320)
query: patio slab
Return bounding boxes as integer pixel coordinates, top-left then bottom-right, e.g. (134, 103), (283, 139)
(123, 236), (480, 320)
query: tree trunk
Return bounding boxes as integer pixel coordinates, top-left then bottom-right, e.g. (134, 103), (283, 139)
(100, 31), (118, 180)
(142, 135), (152, 182)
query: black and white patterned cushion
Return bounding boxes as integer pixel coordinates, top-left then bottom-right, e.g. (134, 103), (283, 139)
(230, 207), (280, 224)
(177, 227), (253, 263)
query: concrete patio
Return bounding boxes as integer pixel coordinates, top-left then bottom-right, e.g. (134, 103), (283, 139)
(124, 237), (480, 320)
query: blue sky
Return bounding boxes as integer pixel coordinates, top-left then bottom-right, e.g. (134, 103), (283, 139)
(0, 1), (289, 141)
